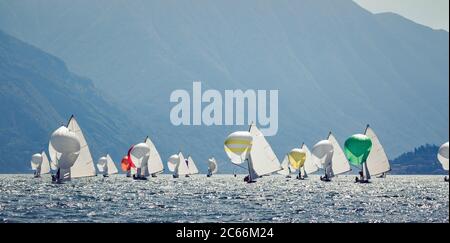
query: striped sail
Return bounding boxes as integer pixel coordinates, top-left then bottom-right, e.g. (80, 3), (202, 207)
(224, 131), (253, 165)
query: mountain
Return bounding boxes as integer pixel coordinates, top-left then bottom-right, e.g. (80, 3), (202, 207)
(0, 30), (145, 173)
(0, 0), (448, 173)
(391, 144), (447, 175)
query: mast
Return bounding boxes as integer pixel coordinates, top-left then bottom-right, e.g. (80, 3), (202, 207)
(247, 123), (253, 181)
(66, 114), (75, 127)
(364, 124), (370, 135)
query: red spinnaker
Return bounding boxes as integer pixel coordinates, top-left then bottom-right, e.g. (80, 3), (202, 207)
(127, 145), (136, 168)
(121, 156), (130, 172)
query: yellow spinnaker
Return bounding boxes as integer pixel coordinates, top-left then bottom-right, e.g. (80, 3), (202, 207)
(224, 131), (253, 165)
(288, 148), (306, 169)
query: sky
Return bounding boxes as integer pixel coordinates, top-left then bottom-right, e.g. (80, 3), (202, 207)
(354, 0), (449, 31)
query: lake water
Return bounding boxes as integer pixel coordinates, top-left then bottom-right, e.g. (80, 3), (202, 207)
(0, 174), (448, 223)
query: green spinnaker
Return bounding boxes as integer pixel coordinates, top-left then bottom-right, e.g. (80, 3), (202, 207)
(344, 134), (372, 167)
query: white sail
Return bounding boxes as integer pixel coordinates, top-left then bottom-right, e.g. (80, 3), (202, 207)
(248, 125), (282, 177)
(363, 159), (371, 180)
(438, 142), (449, 171)
(167, 154), (179, 172)
(277, 155), (290, 176)
(31, 153), (42, 171)
(187, 156), (199, 175)
(48, 142), (58, 171)
(302, 144), (319, 174)
(145, 137), (164, 175)
(365, 126), (391, 176)
(97, 156), (107, 173)
(130, 143), (150, 174)
(67, 116), (96, 178)
(48, 141), (59, 167)
(328, 133), (351, 176)
(312, 140), (334, 178)
(175, 152), (190, 176)
(40, 151), (51, 174)
(49, 126), (80, 170)
(140, 154), (150, 177)
(208, 158), (218, 174)
(106, 154), (119, 175)
(247, 156), (259, 181)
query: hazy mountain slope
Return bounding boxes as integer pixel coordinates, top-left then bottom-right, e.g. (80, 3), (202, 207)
(0, 30), (145, 173)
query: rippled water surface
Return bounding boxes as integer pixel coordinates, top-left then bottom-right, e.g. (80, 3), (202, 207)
(0, 175), (448, 223)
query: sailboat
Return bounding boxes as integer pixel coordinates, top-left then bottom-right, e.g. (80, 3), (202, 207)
(364, 125), (391, 178)
(277, 155), (296, 178)
(49, 122), (81, 183)
(129, 143), (151, 180)
(224, 124), (282, 183)
(288, 148), (306, 180)
(31, 153), (43, 178)
(144, 137), (164, 178)
(168, 152), (190, 178)
(207, 157), (218, 177)
(97, 154), (119, 177)
(438, 142), (449, 182)
(311, 140), (334, 182)
(31, 151), (51, 178)
(66, 116), (97, 179)
(344, 134), (373, 183)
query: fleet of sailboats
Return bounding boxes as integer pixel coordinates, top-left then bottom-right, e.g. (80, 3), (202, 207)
(31, 117), (447, 184)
